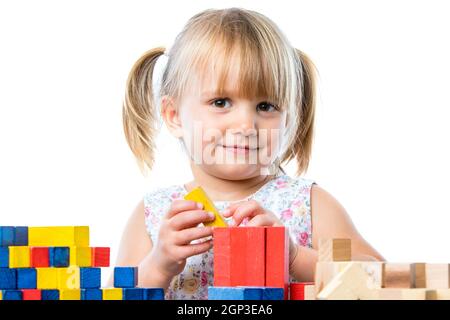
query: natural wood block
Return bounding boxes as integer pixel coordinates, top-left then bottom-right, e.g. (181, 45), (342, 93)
(425, 264), (450, 289)
(411, 263), (426, 288)
(9, 246), (30, 268)
(427, 289), (450, 300)
(375, 288), (431, 300)
(28, 226), (89, 247)
(290, 282), (315, 300)
(318, 239), (351, 262)
(184, 186), (228, 227)
(382, 263), (414, 288)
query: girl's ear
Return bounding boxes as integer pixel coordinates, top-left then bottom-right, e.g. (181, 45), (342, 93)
(161, 95), (183, 138)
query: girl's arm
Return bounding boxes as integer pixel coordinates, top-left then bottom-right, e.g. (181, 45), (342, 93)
(289, 184), (385, 282)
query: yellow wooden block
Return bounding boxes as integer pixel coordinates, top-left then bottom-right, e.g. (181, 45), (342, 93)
(60, 289), (81, 300)
(103, 288), (123, 300)
(9, 246), (30, 268)
(37, 268), (59, 289)
(28, 226), (89, 247)
(184, 186), (228, 227)
(69, 246), (92, 267)
(0, 291), (2, 300)
(57, 266), (80, 289)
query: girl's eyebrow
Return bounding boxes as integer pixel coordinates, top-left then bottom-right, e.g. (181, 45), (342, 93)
(201, 90), (237, 98)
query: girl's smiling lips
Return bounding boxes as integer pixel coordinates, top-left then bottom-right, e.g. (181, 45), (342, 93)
(219, 144), (259, 154)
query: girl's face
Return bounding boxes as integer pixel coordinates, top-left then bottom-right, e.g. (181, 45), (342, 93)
(162, 62), (287, 180)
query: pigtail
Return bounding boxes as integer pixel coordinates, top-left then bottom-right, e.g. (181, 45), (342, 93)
(122, 47), (165, 175)
(280, 49), (317, 176)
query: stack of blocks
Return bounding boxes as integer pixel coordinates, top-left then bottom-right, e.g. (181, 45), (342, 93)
(0, 225), (164, 300)
(314, 238), (450, 300)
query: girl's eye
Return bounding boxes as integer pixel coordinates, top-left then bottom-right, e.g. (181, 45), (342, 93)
(257, 102), (279, 112)
(211, 98), (231, 109)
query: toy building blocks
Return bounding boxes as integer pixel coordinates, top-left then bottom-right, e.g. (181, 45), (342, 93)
(382, 263), (414, 288)
(17, 268), (37, 289)
(30, 247), (50, 267)
(114, 266), (138, 288)
(80, 267), (101, 289)
(318, 239), (351, 262)
(184, 186), (228, 227)
(8, 246), (30, 268)
(49, 247), (70, 267)
(69, 246), (91, 267)
(290, 282), (315, 300)
(28, 226), (89, 247)
(91, 247), (110, 267)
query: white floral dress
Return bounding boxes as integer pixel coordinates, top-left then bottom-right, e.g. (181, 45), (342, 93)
(143, 174), (316, 300)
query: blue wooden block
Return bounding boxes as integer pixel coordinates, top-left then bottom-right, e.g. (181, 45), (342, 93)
(41, 289), (60, 300)
(81, 289), (103, 300)
(208, 287), (263, 300)
(17, 268), (37, 289)
(123, 288), (144, 300)
(49, 247), (70, 267)
(2, 290), (23, 300)
(0, 226), (15, 247)
(143, 288), (165, 300)
(80, 267), (101, 289)
(14, 227), (28, 246)
(0, 268), (17, 289)
(0, 247), (9, 268)
(114, 267), (138, 288)
(262, 287), (284, 300)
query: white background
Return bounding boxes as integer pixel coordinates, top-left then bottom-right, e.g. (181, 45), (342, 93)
(1, 0), (449, 285)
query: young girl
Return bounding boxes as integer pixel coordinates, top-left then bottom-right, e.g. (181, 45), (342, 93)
(112, 7), (384, 299)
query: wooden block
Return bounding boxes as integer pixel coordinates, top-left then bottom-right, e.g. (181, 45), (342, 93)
(0, 268), (17, 290)
(213, 228), (231, 286)
(375, 288), (430, 300)
(41, 289), (60, 300)
(9, 246), (30, 268)
(80, 267), (101, 289)
(36, 268), (58, 289)
(265, 227), (289, 299)
(317, 262), (378, 300)
(304, 284), (316, 300)
(60, 289), (81, 300)
(428, 289), (450, 300)
(17, 268), (37, 289)
(14, 227), (28, 246)
(290, 282), (315, 300)
(2, 290), (23, 300)
(318, 239), (351, 262)
(30, 247), (50, 268)
(22, 289), (41, 300)
(0, 226), (15, 247)
(49, 247), (70, 267)
(114, 267), (138, 288)
(208, 287), (263, 300)
(69, 246), (92, 267)
(143, 288), (165, 300)
(91, 247), (110, 267)
(0, 247), (9, 268)
(0, 290), (2, 300)
(123, 288), (144, 300)
(230, 227), (265, 286)
(81, 289), (103, 300)
(57, 266), (80, 289)
(28, 226), (89, 247)
(102, 288), (123, 300)
(315, 261), (383, 296)
(184, 186), (228, 227)
(425, 264), (450, 289)
(382, 263), (414, 288)
(411, 263), (426, 288)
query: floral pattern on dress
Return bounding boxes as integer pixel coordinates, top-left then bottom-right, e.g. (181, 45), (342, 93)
(143, 174), (316, 300)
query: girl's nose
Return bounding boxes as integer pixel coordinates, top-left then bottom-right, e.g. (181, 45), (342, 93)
(230, 108), (257, 136)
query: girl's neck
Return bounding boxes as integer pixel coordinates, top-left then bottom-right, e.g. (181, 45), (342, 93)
(184, 165), (277, 202)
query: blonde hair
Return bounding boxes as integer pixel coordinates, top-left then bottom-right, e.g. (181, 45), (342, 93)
(123, 7), (317, 177)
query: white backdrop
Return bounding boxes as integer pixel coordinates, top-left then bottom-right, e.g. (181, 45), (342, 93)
(1, 0), (449, 285)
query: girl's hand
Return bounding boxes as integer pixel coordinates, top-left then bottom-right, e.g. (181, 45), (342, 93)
(222, 199), (298, 265)
(222, 199), (283, 227)
(144, 200), (215, 282)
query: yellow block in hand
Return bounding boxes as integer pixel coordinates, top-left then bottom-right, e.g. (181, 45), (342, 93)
(37, 268), (58, 289)
(69, 246), (92, 267)
(103, 288), (123, 300)
(60, 289), (81, 300)
(9, 246), (30, 268)
(28, 226), (90, 247)
(184, 186), (228, 227)
(57, 266), (80, 289)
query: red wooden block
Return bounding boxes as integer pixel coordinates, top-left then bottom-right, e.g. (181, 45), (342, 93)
(91, 247), (110, 267)
(22, 289), (42, 300)
(265, 226), (289, 299)
(290, 282), (314, 300)
(230, 227), (265, 286)
(213, 228), (231, 286)
(30, 247), (50, 267)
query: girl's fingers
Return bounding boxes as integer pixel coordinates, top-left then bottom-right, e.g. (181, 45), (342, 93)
(178, 240), (213, 259)
(222, 200), (247, 217)
(245, 214), (274, 227)
(167, 200), (204, 219)
(174, 226), (213, 245)
(231, 200), (264, 226)
(169, 209), (215, 230)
